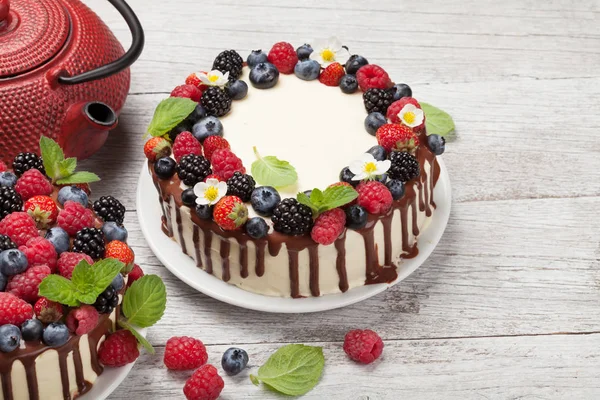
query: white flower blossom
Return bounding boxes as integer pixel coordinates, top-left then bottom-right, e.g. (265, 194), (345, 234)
(349, 153), (391, 181)
(196, 70), (229, 87)
(397, 104), (424, 128)
(309, 37), (351, 67)
(194, 178), (228, 205)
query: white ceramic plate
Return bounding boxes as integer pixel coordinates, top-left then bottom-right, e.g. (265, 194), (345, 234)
(137, 159), (451, 313)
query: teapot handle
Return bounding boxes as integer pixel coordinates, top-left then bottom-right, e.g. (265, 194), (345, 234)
(58, 0), (144, 85)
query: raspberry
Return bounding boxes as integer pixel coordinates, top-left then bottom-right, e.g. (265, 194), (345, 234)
(356, 64), (392, 91)
(0, 292), (33, 325)
(202, 136), (230, 162)
(311, 208), (346, 245)
(185, 73), (203, 88)
(211, 148), (245, 181)
(57, 201), (94, 236)
(267, 42), (298, 74)
(171, 84), (202, 102)
(127, 264), (144, 288)
(164, 336), (208, 370)
(376, 123), (420, 153)
(343, 329), (384, 364)
(183, 364), (224, 400)
(356, 181), (393, 215)
(7, 264), (51, 303)
(19, 236), (58, 272)
(57, 252), (94, 279)
(98, 330), (140, 367)
(34, 297), (64, 323)
(105, 240), (135, 267)
(173, 131), (203, 162)
(318, 62), (345, 86)
(386, 97), (425, 131)
(144, 137), (172, 163)
(66, 305), (99, 335)
(0, 212), (38, 246)
(14, 169), (53, 200)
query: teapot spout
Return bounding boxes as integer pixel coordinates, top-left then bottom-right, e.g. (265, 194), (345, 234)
(58, 102), (118, 159)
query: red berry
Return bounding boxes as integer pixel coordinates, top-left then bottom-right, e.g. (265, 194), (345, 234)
(57, 200), (94, 236)
(343, 329), (384, 364)
(171, 84), (202, 102)
(173, 131), (202, 162)
(267, 42), (298, 74)
(0, 212), (38, 247)
(57, 252), (94, 279)
(386, 97), (425, 130)
(66, 305), (99, 335)
(185, 73), (204, 89)
(311, 209), (346, 245)
(19, 236), (58, 272)
(98, 330), (140, 367)
(213, 196), (248, 231)
(14, 169), (53, 200)
(164, 336), (208, 370)
(210, 148), (245, 181)
(202, 136), (230, 162)
(144, 137), (172, 162)
(7, 264), (52, 303)
(356, 64), (392, 91)
(375, 123), (420, 153)
(0, 161), (7, 172)
(0, 292), (33, 326)
(126, 264), (144, 288)
(24, 195), (59, 228)
(356, 181), (393, 215)
(105, 240), (135, 267)
(34, 297), (64, 323)
(318, 62), (345, 86)
(183, 364), (224, 400)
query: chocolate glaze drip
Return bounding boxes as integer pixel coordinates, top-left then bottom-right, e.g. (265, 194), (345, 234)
(288, 251), (300, 298)
(255, 241), (266, 277)
(334, 233), (349, 292)
(204, 230), (213, 274)
(220, 239), (231, 282)
(239, 242), (249, 279)
(175, 208), (187, 255)
(192, 225), (203, 268)
(308, 246), (320, 297)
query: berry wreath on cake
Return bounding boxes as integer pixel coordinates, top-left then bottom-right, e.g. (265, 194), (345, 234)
(0, 138), (166, 400)
(145, 38), (450, 298)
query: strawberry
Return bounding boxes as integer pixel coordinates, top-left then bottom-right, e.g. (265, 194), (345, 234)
(144, 137), (172, 162)
(34, 297), (64, 324)
(213, 196), (248, 231)
(376, 123), (420, 153)
(319, 62), (345, 86)
(105, 240), (135, 268)
(24, 195), (59, 229)
(186, 71), (208, 91)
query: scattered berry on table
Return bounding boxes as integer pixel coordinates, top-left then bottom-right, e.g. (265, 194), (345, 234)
(144, 137), (172, 163)
(173, 131), (203, 162)
(388, 151), (420, 182)
(245, 217), (269, 239)
(345, 54), (369, 75)
(164, 336), (208, 370)
(363, 88), (394, 114)
(386, 179), (406, 200)
(24, 195), (58, 228)
(45, 227), (70, 254)
(392, 83), (412, 101)
(340, 74), (359, 94)
(57, 201), (94, 236)
(192, 116), (224, 143)
(15, 169), (53, 201)
(177, 154), (213, 186)
(294, 59), (320, 81)
(127, 264), (144, 288)
(221, 347), (249, 376)
(72, 227), (105, 259)
(272, 198), (313, 235)
(213, 196), (248, 231)
(57, 252), (94, 279)
(98, 330), (140, 367)
(0, 235), (17, 252)
(183, 364), (224, 400)
(0, 324), (21, 353)
(21, 318), (43, 341)
(268, 42), (298, 74)
(0, 172), (17, 187)
(0, 249), (28, 276)
(212, 49), (244, 80)
(195, 204), (213, 220)
(43, 322), (70, 347)
(101, 222), (128, 243)
(0, 212), (38, 246)
(202, 136), (230, 162)
(211, 148), (245, 181)
(319, 62), (345, 86)
(34, 297), (64, 324)
(345, 205), (368, 229)
(247, 49), (268, 68)
(168, 120), (194, 142)
(105, 240), (135, 267)
(226, 79), (248, 100)
(343, 329), (384, 364)
(428, 134), (446, 155)
(0, 187), (23, 221)
(154, 157), (177, 180)
(66, 305), (99, 336)
(19, 236), (57, 271)
(187, 104), (208, 124)
(57, 185), (89, 207)
(93, 195), (125, 225)
(0, 292), (33, 325)
(170, 84), (202, 102)
(226, 172), (256, 202)
(201, 87), (232, 117)
(356, 181), (394, 215)
(12, 152), (44, 177)
(366, 145), (387, 161)
(181, 188), (198, 207)
(94, 285), (119, 314)
(7, 264), (51, 303)
(376, 123), (420, 153)
(364, 112), (388, 136)
(339, 167), (358, 187)
(356, 64), (392, 91)
(296, 43), (314, 60)
(249, 62), (280, 89)
(111, 273), (124, 292)
(311, 208), (346, 245)
(250, 186), (281, 217)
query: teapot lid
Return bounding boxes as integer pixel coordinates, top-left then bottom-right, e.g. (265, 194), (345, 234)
(0, 0), (70, 78)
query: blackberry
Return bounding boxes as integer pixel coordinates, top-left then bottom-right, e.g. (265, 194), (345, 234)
(271, 198), (313, 236)
(226, 172), (255, 202)
(388, 151), (420, 182)
(93, 196), (125, 224)
(0, 234), (17, 252)
(363, 88), (394, 114)
(176, 154), (212, 186)
(201, 87), (232, 117)
(12, 152), (44, 176)
(212, 50), (244, 80)
(72, 227), (106, 259)
(94, 286), (119, 314)
(0, 187), (23, 221)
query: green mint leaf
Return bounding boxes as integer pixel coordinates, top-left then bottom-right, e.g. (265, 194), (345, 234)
(57, 158), (77, 179)
(296, 192), (318, 216)
(56, 171), (100, 185)
(249, 344), (324, 396)
(251, 147), (298, 188)
(421, 102), (455, 137)
(320, 185), (358, 211)
(119, 320), (155, 354)
(122, 275), (167, 328)
(309, 188), (324, 205)
(147, 97), (198, 137)
(71, 259), (124, 304)
(39, 136), (65, 181)
(38, 275), (80, 307)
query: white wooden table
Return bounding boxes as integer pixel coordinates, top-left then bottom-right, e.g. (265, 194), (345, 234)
(80, 0), (600, 398)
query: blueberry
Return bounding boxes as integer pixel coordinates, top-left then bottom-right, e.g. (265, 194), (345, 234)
(21, 319), (43, 341)
(364, 112), (387, 136)
(250, 186), (281, 216)
(0, 324), (20, 352)
(366, 145), (387, 161)
(221, 347), (249, 376)
(345, 205), (367, 229)
(154, 157), (177, 179)
(427, 134), (446, 155)
(296, 44), (313, 60)
(386, 179), (405, 200)
(57, 186), (88, 207)
(192, 116), (224, 142)
(195, 204), (213, 220)
(43, 322), (69, 347)
(181, 188), (197, 207)
(0, 172), (17, 187)
(187, 104), (208, 123)
(392, 83), (412, 101)
(249, 62), (279, 89)
(294, 60), (320, 81)
(45, 227), (70, 254)
(339, 74), (358, 94)
(0, 249), (28, 276)
(339, 167), (358, 187)
(0, 273), (6, 291)
(247, 50), (268, 68)
(111, 273), (124, 292)
(102, 221), (128, 242)
(245, 217), (269, 239)
(226, 80), (248, 100)
(345, 55), (369, 75)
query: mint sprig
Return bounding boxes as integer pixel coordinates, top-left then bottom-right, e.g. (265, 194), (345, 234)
(421, 102), (455, 137)
(39, 137), (100, 184)
(147, 97), (198, 138)
(119, 320), (154, 354)
(250, 344), (324, 396)
(251, 147), (298, 188)
(297, 185), (358, 217)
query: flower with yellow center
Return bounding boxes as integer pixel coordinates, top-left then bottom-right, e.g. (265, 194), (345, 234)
(197, 70), (230, 87)
(310, 37), (350, 67)
(194, 178), (228, 205)
(398, 104), (424, 128)
(349, 153), (391, 181)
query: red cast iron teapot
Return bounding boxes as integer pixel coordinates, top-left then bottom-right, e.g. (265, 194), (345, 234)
(0, 0), (144, 162)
